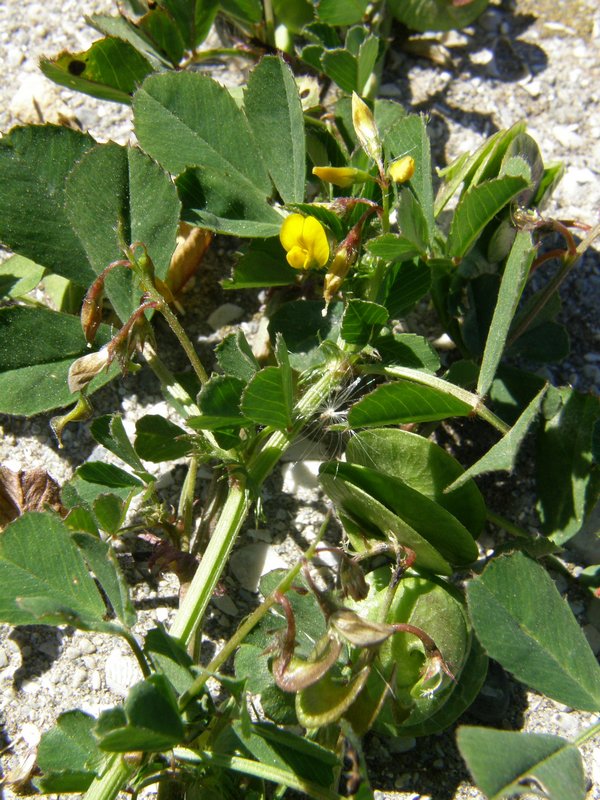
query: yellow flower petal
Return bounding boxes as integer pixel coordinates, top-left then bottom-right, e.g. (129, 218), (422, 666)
(312, 166), (359, 188)
(286, 246), (308, 270)
(280, 213), (305, 253)
(388, 155), (415, 184)
(303, 216), (329, 267)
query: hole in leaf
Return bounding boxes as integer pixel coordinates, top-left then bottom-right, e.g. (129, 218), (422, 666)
(68, 60), (86, 76)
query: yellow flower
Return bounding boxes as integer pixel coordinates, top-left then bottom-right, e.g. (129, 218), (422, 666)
(280, 214), (330, 271)
(388, 155), (415, 184)
(312, 166), (362, 188)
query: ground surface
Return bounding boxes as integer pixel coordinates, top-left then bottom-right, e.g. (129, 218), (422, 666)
(0, 1), (599, 798)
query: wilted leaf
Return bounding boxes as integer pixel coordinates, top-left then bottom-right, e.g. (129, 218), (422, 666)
(0, 467), (64, 530)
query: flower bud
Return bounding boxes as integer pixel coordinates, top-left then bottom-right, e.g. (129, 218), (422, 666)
(312, 166), (373, 189)
(352, 92), (383, 172)
(80, 282), (104, 346)
(68, 346), (111, 394)
(323, 247), (352, 307)
(388, 155), (415, 184)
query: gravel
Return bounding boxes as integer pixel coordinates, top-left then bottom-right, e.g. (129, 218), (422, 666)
(1, 0), (599, 798)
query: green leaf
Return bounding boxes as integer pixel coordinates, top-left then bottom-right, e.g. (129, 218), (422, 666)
(65, 142), (181, 320)
(348, 381), (472, 428)
(244, 57), (305, 204)
(356, 34), (380, 95)
(232, 721), (337, 789)
(388, 0), (489, 32)
(36, 711), (103, 793)
(90, 415), (153, 480)
(40, 37), (154, 104)
(96, 674), (184, 752)
(76, 462), (144, 489)
(445, 385), (546, 492)
(316, 0), (369, 26)
(396, 187), (429, 253)
(467, 552), (600, 711)
(477, 230), (535, 396)
(457, 727), (587, 800)
(192, 375), (248, 428)
(322, 461), (478, 566)
(447, 176), (528, 258)
(88, 13), (173, 67)
(216, 331), (260, 381)
(72, 533), (137, 627)
(536, 388), (600, 544)
(0, 126), (95, 283)
(0, 306), (115, 416)
(135, 415), (193, 462)
(341, 299), (388, 346)
(144, 627), (196, 695)
(241, 367), (293, 430)
(383, 258), (431, 320)
(384, 115), (435, 242)
(268, 300), (344, 370)
(321, 49), (358, 94)
(319, 464), (452, 574)
(346, 429), (486, 537)
(177, 164), (282, 237)
(0, 512), (111, 629)
(435, 123), (526, 216)
(366, 233), (419, 262)
(133, 72), (271, 191)
(92, 494), (127, 535)
(219, 0), (262, 24)
(0, 254), (45, 299)
(224, 238), (297, 289)
(136, 6), (186, 65)
(272, 0), (314, 31)
(373, 333), (440, 372)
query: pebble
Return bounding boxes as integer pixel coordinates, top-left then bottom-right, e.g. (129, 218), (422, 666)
(81, 656), (97, 670)
(212, 594), (239, 617)
(105, 650), (141, 698)
(90, 671), (102, 691)
(0, 648), (8, 669)
(207, 303), (244, 330)
(554, 711), (580, 738)
(71, 667), (88, 689)
(77, 637), (97, 655)
(229, 543), (288, 592)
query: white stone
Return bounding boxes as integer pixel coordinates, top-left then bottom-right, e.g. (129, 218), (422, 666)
(104, 650), (141, 698)
(207, 303), (244, 331)
(229, 544), (288, 592)
(281, 460), (322, 493)
(212, 594), (239, 616)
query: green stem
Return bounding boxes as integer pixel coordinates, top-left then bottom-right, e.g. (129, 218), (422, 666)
(178, 456), (198, 551)
(263, 0), (275, 48)
(143, 344), (201, 419)
(169, 360), (346, 647)
(169, 479), (251, 646)
(574, 720), (600, 747)
(509, 221), (600, 346)
(121, 629), (152, 678)
(83, 754), (136, 800)
(173, 749), (343, 800)
(179, 514), (329, 708)
(158, 301), (209, 386)
(486, 510), (532, 539)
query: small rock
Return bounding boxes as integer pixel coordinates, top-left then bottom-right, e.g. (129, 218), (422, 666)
(592, 747), (600, 789)
(155, 606), (170, 623)
(20, 722), (41, 747)
(229, 543), (287, 592)
(212, 594), (239, 617)
(0, 648), (9, 669)
(20, 679), (40, 694)
(554, 711), (580, 738)
(77, 638), (97, 655)
(105, 650), (141, 698)
(71, 667), (88, 689)
(90, 671), (102, 692)
(387, 737), (416, 754)
(64, 644), (81, 660)
(81, 656), (97, 670)
(207, 303), (244, 331)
